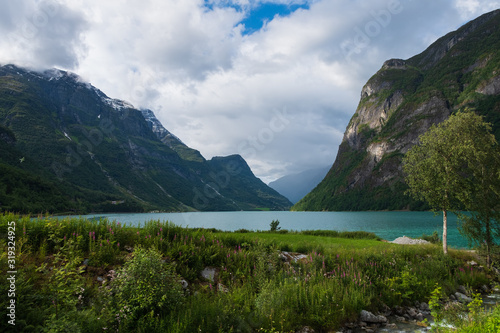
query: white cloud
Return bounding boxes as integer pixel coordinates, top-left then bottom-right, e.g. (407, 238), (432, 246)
(1, 0), (499, 183)
(0, 0), (88, 70)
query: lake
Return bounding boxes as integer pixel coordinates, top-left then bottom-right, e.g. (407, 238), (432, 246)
(80, 211), (471, 249)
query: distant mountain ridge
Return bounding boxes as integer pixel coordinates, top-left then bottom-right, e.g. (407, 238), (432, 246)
(0, 64), (291, 213)
(269, 166), (330, 204)
(294, 9), (500, 211)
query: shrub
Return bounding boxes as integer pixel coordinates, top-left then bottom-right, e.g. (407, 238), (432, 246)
(270, 220), (281, 232)
(107, 247), (184, 326)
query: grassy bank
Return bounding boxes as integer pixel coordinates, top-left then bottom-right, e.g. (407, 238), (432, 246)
(0, 213), (495, 332)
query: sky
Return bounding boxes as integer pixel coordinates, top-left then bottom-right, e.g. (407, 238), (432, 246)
(0, 0), (499, 183)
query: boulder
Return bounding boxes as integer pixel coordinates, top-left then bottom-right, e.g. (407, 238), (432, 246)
(201, 267), (217, 282)
(455, 292), (472, 303)
(180, 279), (189, 289)
(360, 310), (387, 323)
(458, 285), (468, 295)
(407, 307), (419, 318)
(395, 315), (406, 322)
(420, 302), (430, 311)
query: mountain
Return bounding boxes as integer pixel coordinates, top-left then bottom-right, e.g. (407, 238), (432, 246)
(293, 9), (500, 211)
(268, 166), (330, 204)
(0, 64), (291, 213)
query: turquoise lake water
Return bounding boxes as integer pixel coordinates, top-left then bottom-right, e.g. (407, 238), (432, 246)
(81, 211), (470, 249)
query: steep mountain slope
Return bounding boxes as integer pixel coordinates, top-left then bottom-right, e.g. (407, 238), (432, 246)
(294, 9), (500, 211)
(0, 65), (291, 213)
(269, 166), (330, 204)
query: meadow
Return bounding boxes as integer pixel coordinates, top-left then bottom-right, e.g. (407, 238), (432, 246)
(0, 213), (496, 332)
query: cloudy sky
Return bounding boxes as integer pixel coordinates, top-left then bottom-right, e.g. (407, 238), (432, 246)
(1, 0), (499, 183)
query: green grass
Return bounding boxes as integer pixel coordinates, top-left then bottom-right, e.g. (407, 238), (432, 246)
(0, 213), (495, 332)
(224, 232), (387, 252)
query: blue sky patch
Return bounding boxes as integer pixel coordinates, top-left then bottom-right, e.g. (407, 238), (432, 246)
(204, 1), (310, 35)
(240, 3), (310, 34)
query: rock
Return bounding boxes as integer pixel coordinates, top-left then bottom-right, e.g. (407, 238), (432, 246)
(97, 276), (104, 282)
(467, 260), (478, 266)
(395, 315), (406, 322)
(391, 236), (430, 245)
(295, 326), (315, 333)
(180, 279), (189, 289)
(444, 301), (463, 312)
(83, 258), (90, 266)
(383, 58), (407, 70)
(420, 302), (430, 311)
(449, 294), (457, 301)
(201, 267), (217, 282)
(386, 323), (397, 329)
(482, 285), (490, 293)
(381, 303), (392, 316)
(280, 251), (309, 263)
(360, 310), (387, 323)
(458, 285), (468, 295)
(394, 305), (405, 316)
(217, 283), (229, 293)
(455, 292), (472, 303)
(407, 307), (419, 318)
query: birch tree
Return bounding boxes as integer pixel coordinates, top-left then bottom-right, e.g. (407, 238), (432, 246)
(403, 110), (498, 255)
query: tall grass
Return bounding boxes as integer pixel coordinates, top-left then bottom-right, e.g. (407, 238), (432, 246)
(0, 213), (492, 332)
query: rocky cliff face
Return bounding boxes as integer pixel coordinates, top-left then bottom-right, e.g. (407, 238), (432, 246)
(294, 9), (500, 211)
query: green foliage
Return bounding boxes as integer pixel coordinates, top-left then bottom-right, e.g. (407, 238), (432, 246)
(421, 231), (441, 244)
(269, 219), (281, 232)
(386, 265), (422, 304)
(428, 284), (444, 322)
(1, 214), (494, 333)
(403, 110), (500, 254)
(105, 247), (184, 327)
(35, 239), (86, 329)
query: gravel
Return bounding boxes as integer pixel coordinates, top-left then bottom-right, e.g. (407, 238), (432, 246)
(390, 236), (430, 245)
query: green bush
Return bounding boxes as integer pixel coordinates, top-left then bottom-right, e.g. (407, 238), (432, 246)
(107, 247), (184, 326)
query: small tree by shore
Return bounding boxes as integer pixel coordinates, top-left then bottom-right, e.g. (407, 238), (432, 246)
(403, 110), (500, 258)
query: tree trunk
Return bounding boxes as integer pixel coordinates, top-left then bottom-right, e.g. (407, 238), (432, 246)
(486, 216), (491, 268)
(443, 210), (448, 255)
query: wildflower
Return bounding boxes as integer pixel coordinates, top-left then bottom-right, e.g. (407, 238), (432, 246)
(137, 231), (140, 235)
(117, 243), (120, 248)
